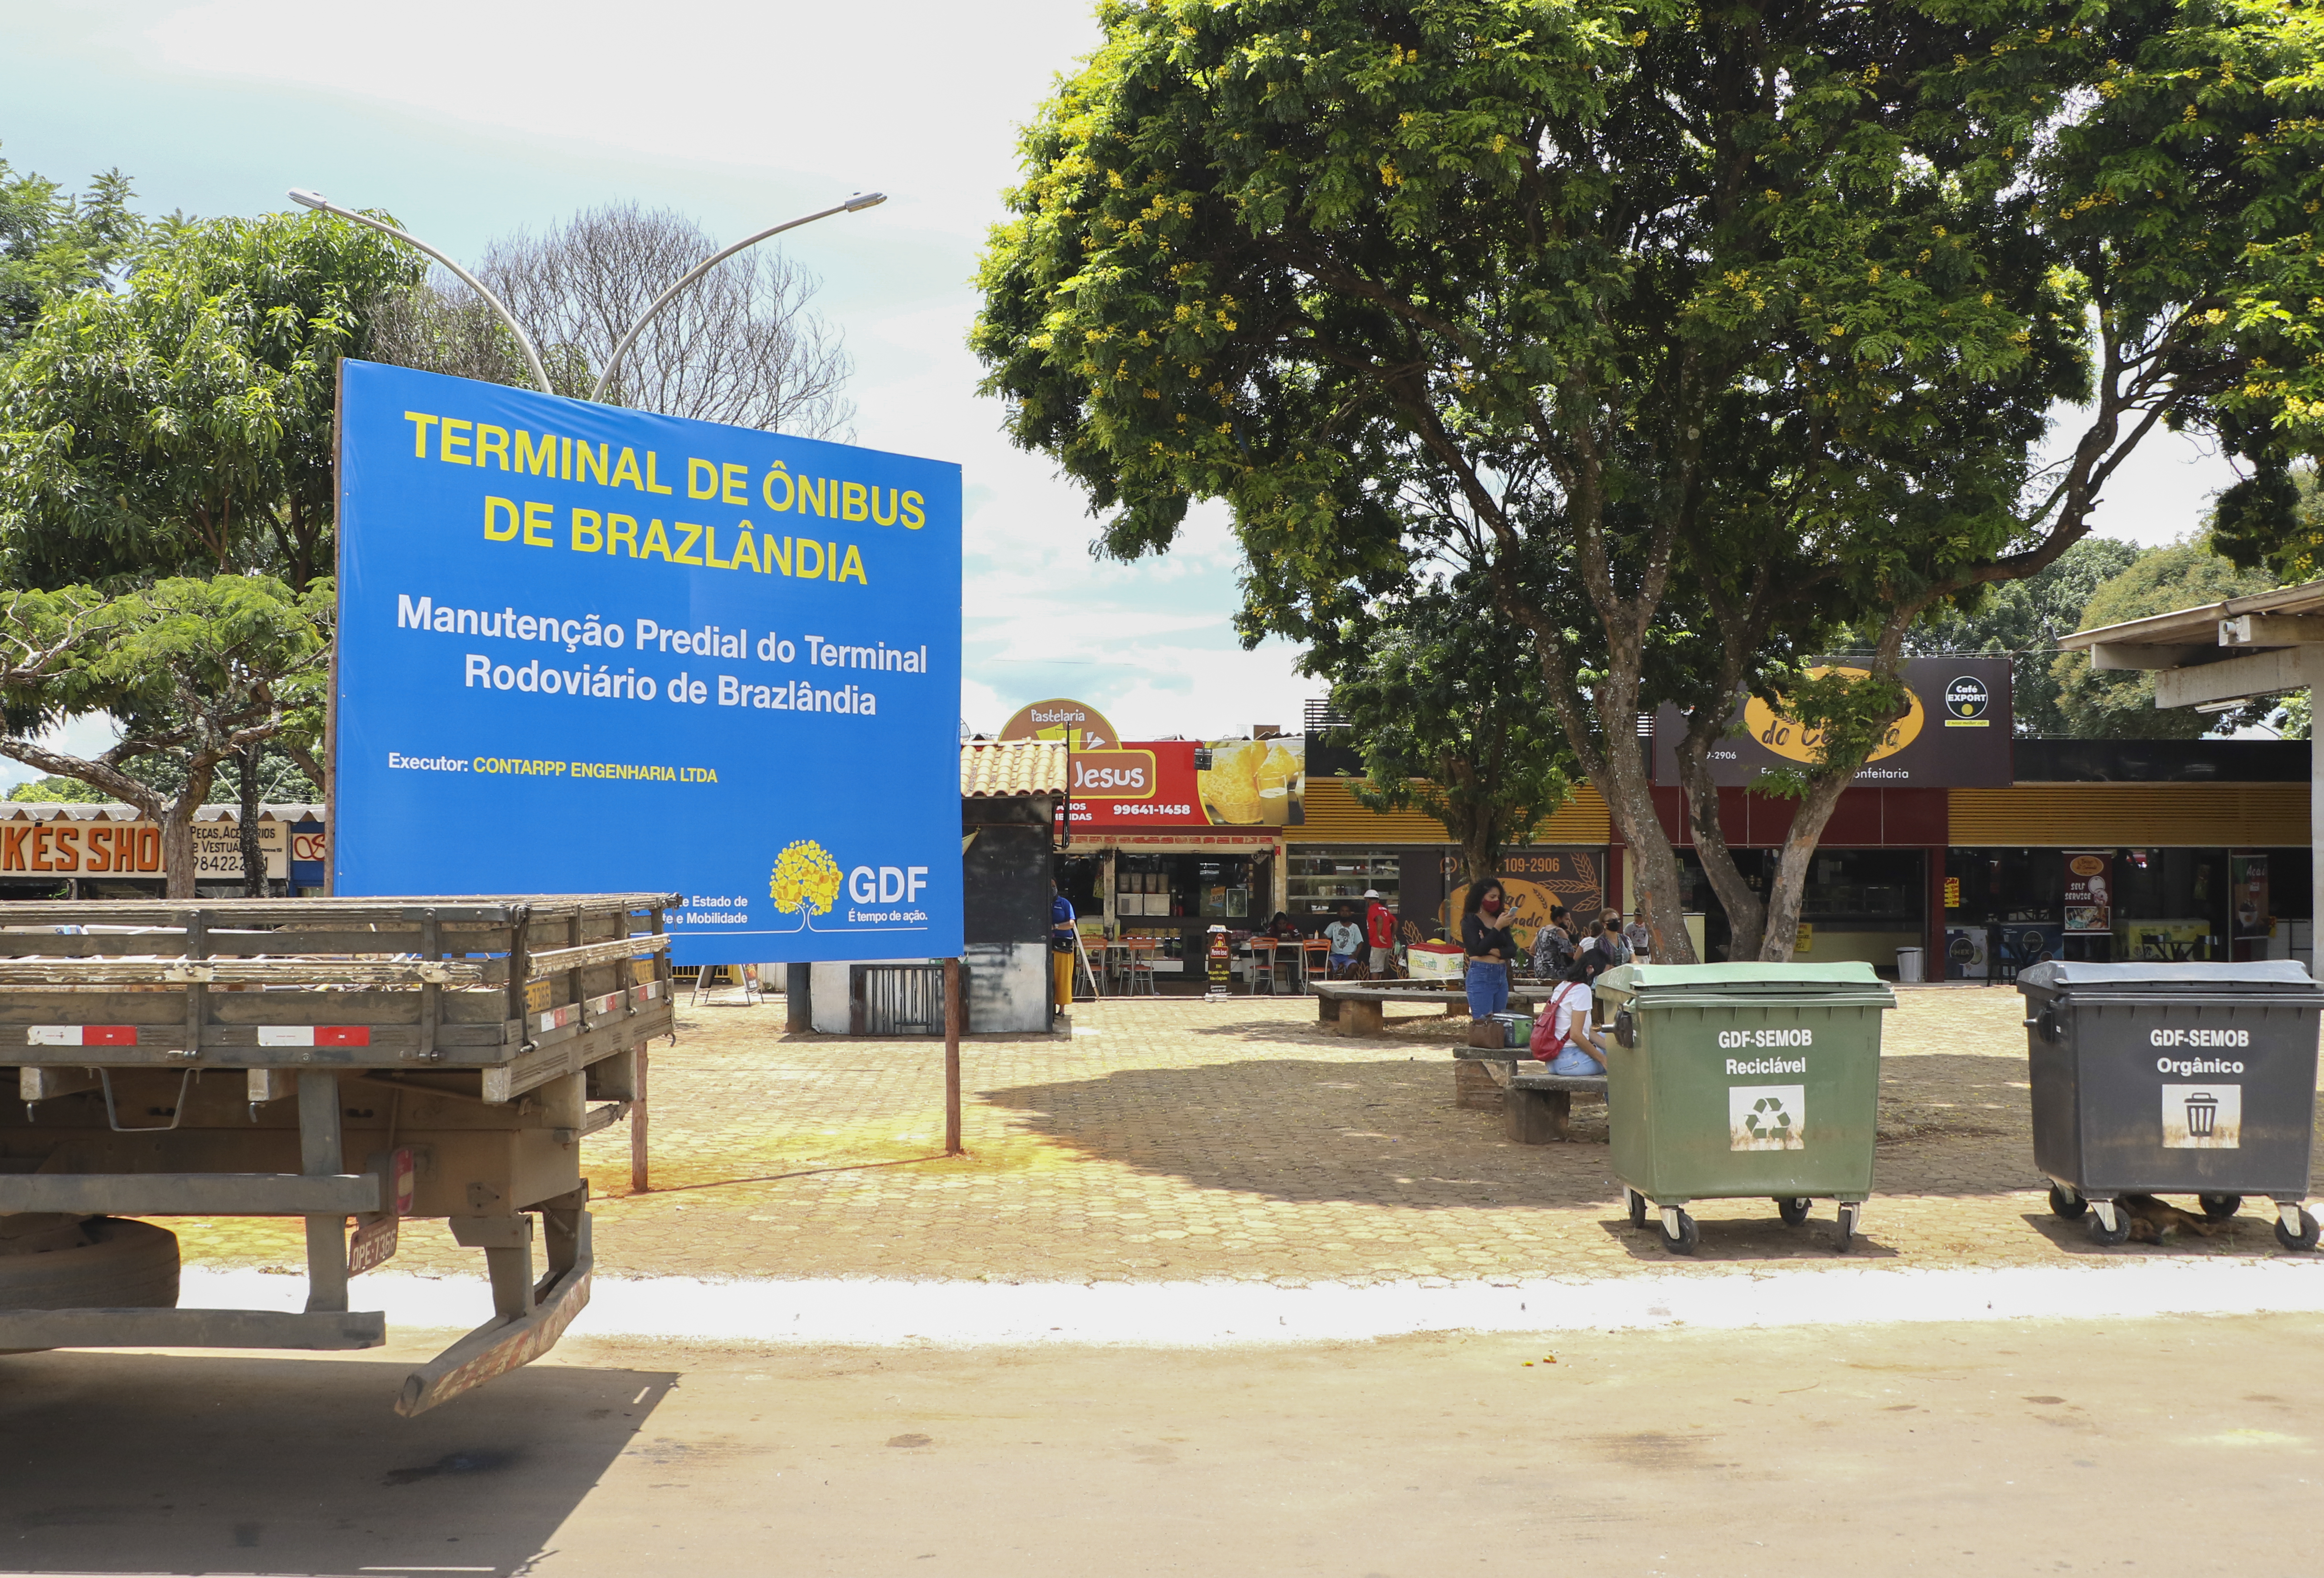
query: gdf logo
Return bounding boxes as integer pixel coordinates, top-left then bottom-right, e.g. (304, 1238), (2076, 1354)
(847, 864), (931, 904)
(1945, 675), (1990, 719)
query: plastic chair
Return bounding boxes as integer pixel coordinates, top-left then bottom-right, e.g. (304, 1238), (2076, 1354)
(1247, 939), (1276, 995)
(1302, 938), (1332, 989)
(1126, 937), (1158, 996)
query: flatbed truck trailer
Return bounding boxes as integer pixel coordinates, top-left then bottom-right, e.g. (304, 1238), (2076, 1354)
(0, 893), (675, 1414)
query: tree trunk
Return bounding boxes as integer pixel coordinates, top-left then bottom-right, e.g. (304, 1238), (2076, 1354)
(160, 798), (202, 901)
(159, 759), (223, 902)
(1672, 713), (1765, 962)
(1755, 630), (1915, 960)
(1593, 753), (1696, 966)
(237, 750), (266, 899)
(1758, 765), (1860, 960)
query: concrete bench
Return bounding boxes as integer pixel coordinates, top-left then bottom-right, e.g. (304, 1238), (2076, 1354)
(1314, 981), (1549, 1037)
(1451, 1047), (1608, 1143)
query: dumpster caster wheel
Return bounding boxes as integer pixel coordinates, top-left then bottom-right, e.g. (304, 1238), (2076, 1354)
(1625, 1188), (1648, 1230)
(2199, 1193), (2243, 1221)
(2047, 1183), (2087, 1221)
(1834, 1203), (1861, 1253)
(2087, 1200), (2132, 1247)
(1657, 1209), (1699, 1255)
(1777, 1197), (1811, 1227)
(2274, 1207), (2320, 1252)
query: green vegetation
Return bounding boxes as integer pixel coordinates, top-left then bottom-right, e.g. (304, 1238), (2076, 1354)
(975, 0), (2324, 960)
(1307, 571), (1573, 887)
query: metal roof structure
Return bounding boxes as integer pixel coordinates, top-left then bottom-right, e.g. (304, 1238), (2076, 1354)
(2058, 576), (2324, 956)
(959, 740), (1067, 800)
(0, 802), (326, 823)
(2057, 576), (2324, 711)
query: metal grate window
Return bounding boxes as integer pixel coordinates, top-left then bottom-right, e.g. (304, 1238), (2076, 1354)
(850, 963), (948, 1036)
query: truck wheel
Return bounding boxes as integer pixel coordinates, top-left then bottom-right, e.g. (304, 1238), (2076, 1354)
(0, 1217), (180, 1350)
(2274, 1209), (2321, 1253)
(2199, 1193), (2243, 1222)
(2047, 1183), (2087, 1221)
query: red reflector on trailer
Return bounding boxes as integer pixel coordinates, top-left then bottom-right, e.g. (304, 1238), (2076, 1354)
(27, 1025), (137, 1046)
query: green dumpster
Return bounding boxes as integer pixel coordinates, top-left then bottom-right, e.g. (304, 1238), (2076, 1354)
(1594, 961), (1897, 1254)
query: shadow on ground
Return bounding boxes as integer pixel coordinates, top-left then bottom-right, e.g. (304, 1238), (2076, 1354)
(0, 1351), (675, 1575)
(978, 1053), (2058, 1209)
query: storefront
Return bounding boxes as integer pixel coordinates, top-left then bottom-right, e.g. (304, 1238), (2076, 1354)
(1636, 677), (2313, 976)
(0, 803), (324, 899)
(1054, 734), (1304, 981)
(1289, 744), (1615, 957)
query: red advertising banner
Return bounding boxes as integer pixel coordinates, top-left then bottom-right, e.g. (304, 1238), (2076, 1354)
(1068, 739), (1305, 832)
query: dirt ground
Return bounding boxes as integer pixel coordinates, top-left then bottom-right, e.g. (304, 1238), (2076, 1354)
(10, 1312), (2324, 1576)
(159, 986), (2321, 1285)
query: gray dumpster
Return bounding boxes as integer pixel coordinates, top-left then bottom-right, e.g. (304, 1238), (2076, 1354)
(2017, 960), (2324, 1249)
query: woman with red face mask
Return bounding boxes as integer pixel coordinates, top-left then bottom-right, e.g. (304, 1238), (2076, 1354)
(1460, 877), (1519, 1024)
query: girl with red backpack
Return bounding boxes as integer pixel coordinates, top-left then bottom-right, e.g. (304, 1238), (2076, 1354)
(1528, 957), (1611, 1075)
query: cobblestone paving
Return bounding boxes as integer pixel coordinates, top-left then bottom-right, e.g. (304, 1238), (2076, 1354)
(164, 987), (2323, 1286)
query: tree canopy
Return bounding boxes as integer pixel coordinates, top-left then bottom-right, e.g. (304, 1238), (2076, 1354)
(975, 0), (2324, 960)
(0, 574), (331, 896)
(1308, 570), (1573, 885)
(0, 208), (420, 591)
(0, 149), (144, 353)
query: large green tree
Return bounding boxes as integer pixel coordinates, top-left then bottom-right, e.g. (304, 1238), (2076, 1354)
(0, 149), (144, 354)
(0, 576), (331, 897)
(0, 208), (420, 591)
(974, 0), (2324, 961)
(1309, 570), (1573, 886)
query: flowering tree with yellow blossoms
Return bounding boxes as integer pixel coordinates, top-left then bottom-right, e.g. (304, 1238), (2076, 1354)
(769, 839), (842, 930)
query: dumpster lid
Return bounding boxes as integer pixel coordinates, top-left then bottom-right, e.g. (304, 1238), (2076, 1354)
(1599, 961), (1896, 1001)
(2018, 959), (2324, 997)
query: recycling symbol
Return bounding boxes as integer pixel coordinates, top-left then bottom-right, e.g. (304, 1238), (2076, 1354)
(1743, 1096), (1793, 1140)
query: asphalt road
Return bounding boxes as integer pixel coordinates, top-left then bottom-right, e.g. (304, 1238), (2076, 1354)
(5, 1313), (2319, 1577)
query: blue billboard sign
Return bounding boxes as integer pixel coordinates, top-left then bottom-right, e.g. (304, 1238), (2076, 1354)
(332, 360), (962, 964)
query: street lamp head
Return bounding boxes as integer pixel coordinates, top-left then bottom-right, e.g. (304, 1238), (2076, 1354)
(286, 189), (330, 211)
(843, 191), (888, 212)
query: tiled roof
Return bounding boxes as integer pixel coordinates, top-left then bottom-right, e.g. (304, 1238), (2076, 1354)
(0, 802), (326, 822)
(961, 740), (1068, 798)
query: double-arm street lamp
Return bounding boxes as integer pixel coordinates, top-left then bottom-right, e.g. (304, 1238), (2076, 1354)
(286, 187), (887, 406)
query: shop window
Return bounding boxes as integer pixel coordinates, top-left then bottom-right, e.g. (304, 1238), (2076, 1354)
(1288, 851), (1399, 916)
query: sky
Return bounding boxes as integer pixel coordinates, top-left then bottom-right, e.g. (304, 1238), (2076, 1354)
(0, 0), (2250, 772)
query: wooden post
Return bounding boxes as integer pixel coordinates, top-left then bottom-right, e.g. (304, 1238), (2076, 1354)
(943, 956), (963, 1156)
(630, 1043), (650, 1194)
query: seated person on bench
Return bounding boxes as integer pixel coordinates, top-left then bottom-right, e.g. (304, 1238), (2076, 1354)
(1529, 958), (1610, 1076)
(1324, 904), (1364, 978)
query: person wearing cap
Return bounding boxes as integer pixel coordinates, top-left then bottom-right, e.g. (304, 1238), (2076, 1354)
(1362, 889), (1397, 978)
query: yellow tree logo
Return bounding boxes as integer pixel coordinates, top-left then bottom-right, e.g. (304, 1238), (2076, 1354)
(769, 839), (842, 930)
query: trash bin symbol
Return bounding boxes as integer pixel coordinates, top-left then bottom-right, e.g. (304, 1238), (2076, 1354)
(2184, 1091), (2219, 1140)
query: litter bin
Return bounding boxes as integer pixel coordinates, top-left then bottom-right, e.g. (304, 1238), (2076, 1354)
(1894, 946), (1925, 984)
(1595, 962), (1896, 1254)
(2017, 960), (2324, 1249)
